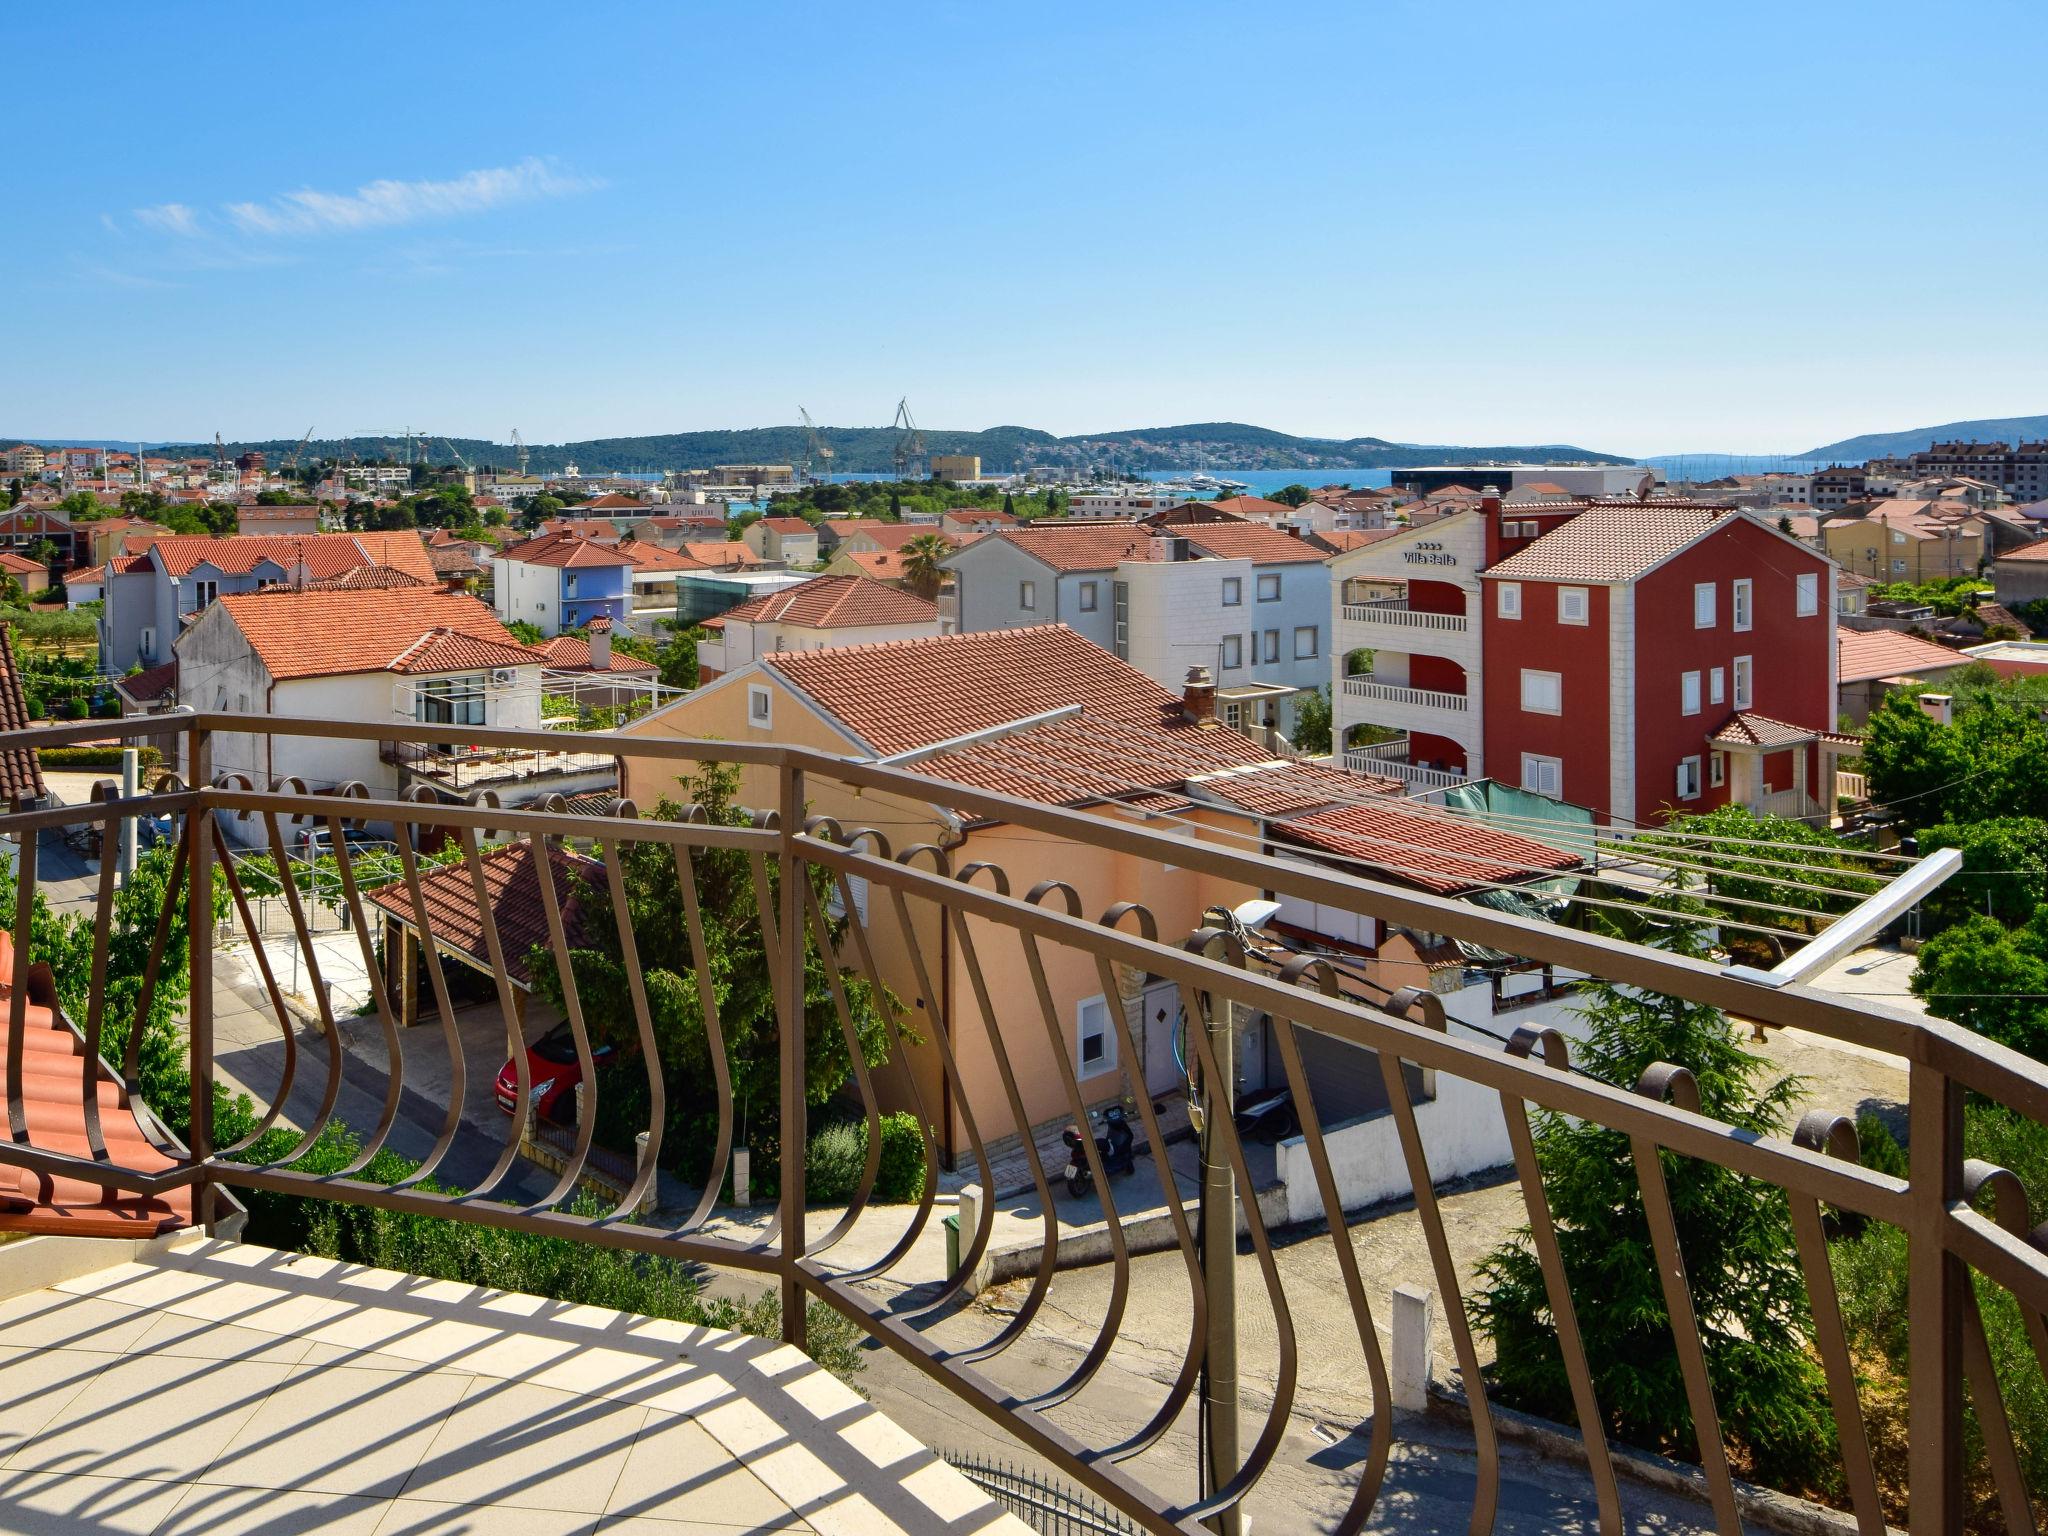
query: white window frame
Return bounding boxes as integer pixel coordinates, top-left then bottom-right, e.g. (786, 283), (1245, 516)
(1519, 669), (1562, 715)
(1076, 993), (1115, 1078)
(1256, 573), (1282, 603)
(826, 873), (870, 924)
(1293, 625), (1318, 660)
(746, 683), (772, 727)
(1681, 671), (1701, 715)
(1221, 577), (1242, 607)
(1078, 580), (1098, 612)
(1732, 577), (1753, 632)
(1709, 751), (1726, 788)
(1710, 666), (1725, 706)
(1558, 586), (1588, 625)
(1693, 582), (1716, 628)
(1262, 629), (1280, 663)
(1497, 581), (1521, 619)
(1795, 571), (1818, 616)
(1677, 755), (1702, 801)
(1019, 579), (1036, 612)
(1220, 634), (1242, 669)
(1733, 655), (1753, 710)
(1520, 753), (1563, 798)
(191, 578), (219, 609)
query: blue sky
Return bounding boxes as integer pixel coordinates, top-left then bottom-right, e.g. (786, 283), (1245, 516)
(7, 1), (2044, 455)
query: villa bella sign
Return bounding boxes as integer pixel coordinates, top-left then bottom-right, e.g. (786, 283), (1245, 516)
(1402, 541), (1458, 567)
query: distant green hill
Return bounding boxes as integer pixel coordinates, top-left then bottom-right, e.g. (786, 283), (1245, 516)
(1802, 414), (2048, 461)
(126, 421), (1628, 476)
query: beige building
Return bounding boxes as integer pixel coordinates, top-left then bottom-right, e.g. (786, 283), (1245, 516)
(742, 516), (822, 567)
(929, 454), (981, 481)
(1819, 501), (1985, 583)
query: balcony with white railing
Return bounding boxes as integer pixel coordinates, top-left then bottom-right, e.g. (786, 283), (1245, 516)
(1340, 598), (1471, 634)
(1341, 675), (1471, 712)
(1343, 736), (1475, 793)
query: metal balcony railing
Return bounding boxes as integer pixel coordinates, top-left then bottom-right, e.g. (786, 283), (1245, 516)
(1341, 677), (1471, 712)
(0, 710), (2042, 1536)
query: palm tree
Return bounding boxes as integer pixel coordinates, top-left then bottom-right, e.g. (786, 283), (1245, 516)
(900, 534), (950, 601)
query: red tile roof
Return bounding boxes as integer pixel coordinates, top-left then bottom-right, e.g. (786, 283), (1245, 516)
(366, 841), (596, 988)
(300, 566), (433, 592)
(581, 493), (648, 509)
(982, 523), (1162, 572)
(62, 564), (105, 585)
(536, 634), (659, 675)
(1272, 801), (1582, 897)
(681, 541), (763, 567)
(1482, 503), (1745, 583)
(761, 624), (1182, 756)
(613, 539), (702, 572)
(831, 550), (911, 580)
(1180, 524), (1324, 564)
(500, 532), (635, 569)
(206, 589), (542, 680)
(716, 575), (937, 630)
(389, 628), (543, 676)
(116, 659), (178, 705)
(148, 532), (436, 584)
(1706, 712), (1861, 749)
(1997, 540), (2048, 564)
(0, 553), (43, 576)
(757, 517), (817, 534)
(1311, 528), (1404, 554)
(1208, 496), (1296, 517)
(833, 523), (946, 551)
(1836, 628), (1968, 685)
(0, 628), (46, 805)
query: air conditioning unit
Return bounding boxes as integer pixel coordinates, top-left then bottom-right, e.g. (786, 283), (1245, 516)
(491, 668), (519, 686)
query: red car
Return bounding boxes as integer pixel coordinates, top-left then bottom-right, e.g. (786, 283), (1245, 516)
(495, 1023), (617, 1122)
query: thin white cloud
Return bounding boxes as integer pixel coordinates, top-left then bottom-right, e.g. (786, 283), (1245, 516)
(134, 202), (200, 236)
(223, 157), (600, 237)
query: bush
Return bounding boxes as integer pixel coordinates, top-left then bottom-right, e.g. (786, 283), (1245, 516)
(35, 745), (162, 771)
(876, 1111), (928, 1202)
(804, 1111), (928, 1204)
(1919, 818), (2048, 932)
(805, 1120), (867, 1204)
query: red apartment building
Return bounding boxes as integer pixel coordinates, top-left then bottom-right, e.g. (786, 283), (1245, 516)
(1332, 496), (1848, 825)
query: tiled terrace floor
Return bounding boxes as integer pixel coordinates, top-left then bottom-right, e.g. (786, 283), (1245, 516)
(0, 1235), (1026, 1536)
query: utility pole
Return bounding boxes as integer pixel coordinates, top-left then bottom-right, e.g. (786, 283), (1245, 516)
(1198, 988), (1242, 1536)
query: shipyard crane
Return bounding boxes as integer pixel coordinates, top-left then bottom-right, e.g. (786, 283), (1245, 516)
(798, 407), (834, 483)
(212, 431), (227, 467)
(512, 428), (529, 475)
(441, 437), (471, 473)
(890, 397), (926, 480)
(280, 426), (314, 472)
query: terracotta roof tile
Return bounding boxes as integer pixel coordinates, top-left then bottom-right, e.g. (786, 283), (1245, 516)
(1707, 712), (1861, 749)
(366, 841), (596, 987)
(716, 575), (937, 630)
(1997, 541), (2048, 564)
(978, 524), (1162, 572)
(204, 589), (541, 680)
(1180, 524), (1324, 564)
(500, 532), (635, 569)
(0, 629), (46, 804)
(537, 634), (658, 674)
(1273, 801), (1581, 897)
(149, 532), (435, 583)
(1836, 627), (1968, 684)
(116, 659), (177, 705)
(680, 541), (762, 567)
(1482, 503), (1744, 583)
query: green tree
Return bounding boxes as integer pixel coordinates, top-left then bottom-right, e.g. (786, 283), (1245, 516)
(1919, 817), (2048, 931)
(1644, 805), (1876, 938)
(657, 625), (707, 689)
(1001, 491), (1016, 517)
(886, 490), (902, 520)
(1290, 684), (1332, 755)
(527, 762), (897, 1193)
(899, 533), (950, 601)
(504, 619), (546, 645)
(56, 490), (103, 521)
(1911, 907), (2048, 1062)
(1860, 670), (2048, 828)
(1469, 929), (1834, 1487)
(1270, 483), (1312, 507)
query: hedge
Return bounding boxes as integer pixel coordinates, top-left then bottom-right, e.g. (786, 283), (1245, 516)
(35, 745), (162, 771)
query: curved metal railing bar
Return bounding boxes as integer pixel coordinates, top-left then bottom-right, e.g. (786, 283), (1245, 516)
(322, 817), (408, 1174)
(595, 833), (667, 1223)
(802, 821), (946, 1286)
(1267, 954), (1395, 1534)
(1089, 900), (1210, 1465)
(1004, 876), (1136, 1416)
(527, 828), (603, 1213)
(795, 874), (886, 1257)
(1168, 926), (1297, 1527)
(1787, 1110), (1884, 1536)
(1628, 1064), (1740, 1535)
(1957, 1158), (2041, 1536)
(207, 821), (301, 1155)
(1498, 1024), (1618, 1536)
(1373, 986), (1503, 1536)
(666, 838), (737, 1233)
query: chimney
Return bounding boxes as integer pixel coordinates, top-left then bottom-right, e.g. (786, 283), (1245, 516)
(1149, 534), (1188, 562)
(1481, 484), (1503, 518)
(1182, 665), (1216, 724)
(588, 614), (612, 670)
(1918, 692), (1953, 727)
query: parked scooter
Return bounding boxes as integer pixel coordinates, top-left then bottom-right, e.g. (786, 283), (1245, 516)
(1060, 1105), (1136, 1199)
(1233, 1086), (1298, 1144)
